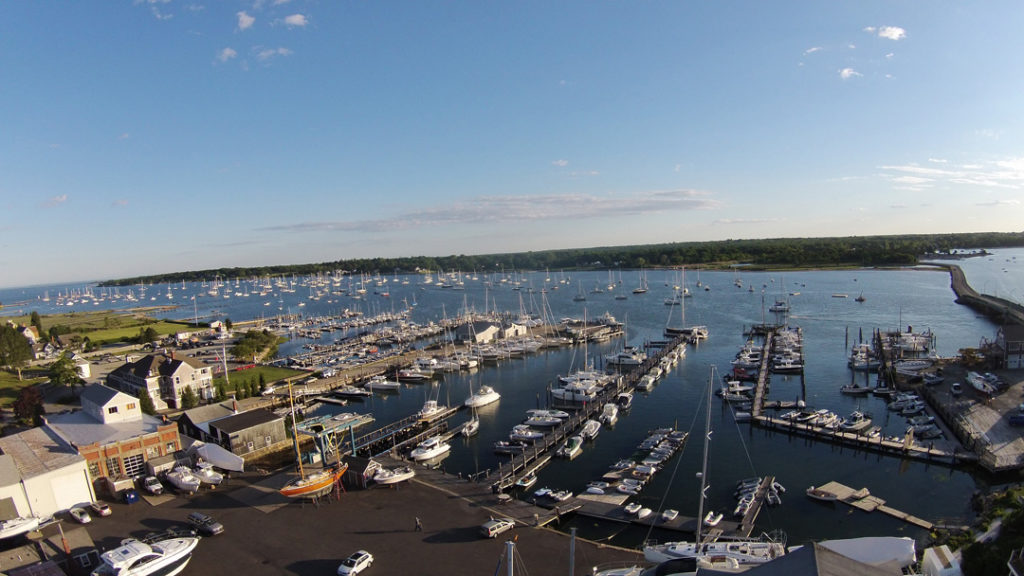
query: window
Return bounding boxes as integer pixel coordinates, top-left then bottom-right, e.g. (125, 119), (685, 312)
(126, 403), (136, 410)
(105, 456), (121, 477)
(123, 453), (145, 477)
(107, 406), (119, 414)
(247, 441), (254, 452)
(146, 446), (159, 458)
(88, 460), (101, 480)
(265, 436), (272, 446)
(166, 442), (177, 452)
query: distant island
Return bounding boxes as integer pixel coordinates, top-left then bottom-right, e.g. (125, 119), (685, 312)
(100, 231), (1024, 287)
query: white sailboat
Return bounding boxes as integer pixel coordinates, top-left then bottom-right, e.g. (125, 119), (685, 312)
(643, 367), (786, 567)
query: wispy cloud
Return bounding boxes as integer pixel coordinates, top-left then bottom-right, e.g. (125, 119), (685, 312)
(839, 68), (861, 80)
(118, 133), (131, 140)
(803, 46), (823, 55)
(259, 189), (720, 234)
(552, 159), (568, 167)
(713, 218), (778, 225)
(136, 0), (174, 20)
(880, 157), (1024, 191)
(44, 194), (68, 207)
(976, 199), (1021, 207)
(256, 47), (292, 62)
(282, 14), (308, 27)
(877, 26), (906, 41)
(217, 47), (237, 62)
(237, 11), (255, 31)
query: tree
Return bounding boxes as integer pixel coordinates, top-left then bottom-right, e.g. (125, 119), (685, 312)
(258, 373), (267, 393)
(224, 317), (233, 332)
(248, 377), (258, 398)
(214, 379), (227, 402)
(49, 355), (82, 388)
(137, 326), (159, 345)
(179, 386), (198, 410)
(30, 311), (43, 336)
(139, 389), (156, 415)
(13, 386), (44, 426)
(0, 324), (33, 380)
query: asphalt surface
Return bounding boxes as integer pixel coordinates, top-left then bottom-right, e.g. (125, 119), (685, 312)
(81, 471), (643, 576)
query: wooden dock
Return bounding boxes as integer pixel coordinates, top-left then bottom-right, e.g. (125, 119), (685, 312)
(811, 481), (942, 531)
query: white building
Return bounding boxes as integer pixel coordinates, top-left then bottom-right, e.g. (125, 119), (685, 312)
(0, 427), (94, 520)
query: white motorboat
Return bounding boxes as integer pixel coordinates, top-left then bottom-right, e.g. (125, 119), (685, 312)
(555, 435), (583, 459)
(526, 408), (571, 420)
(165, 466), (201, 494)
(661, 509), (679, 522)
(549, 489), (573, 502)
(91, 535), (199, 576)
(604, 346), (647, 367)
(624, 502), (642, 515)
(0, 516), (41, 540)
(509, 424), (545, 442)
(615, 391), (634, 409)
(373, 465), (416, 485)
(523, 414), (562, 427)
(703, 511), (723, 526)
(464, 385), (501, 408)
(363, 375), (402, 391)
(550, 380), (602, 403)
(409, 436), (451, 461)
(193, 462), (223, 486)
(599, 403), (619, 426)
(581, 419), (601, 440)
(416, 399), (445, 420)
(515, 471), (538, 489)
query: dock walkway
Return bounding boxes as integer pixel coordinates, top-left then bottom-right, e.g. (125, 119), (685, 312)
(811, 481), (967, 531)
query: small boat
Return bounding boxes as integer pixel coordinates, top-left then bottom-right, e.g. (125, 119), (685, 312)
(533, 486), (552, 499)
(599, 403), (619, 426)
(661, 509), (679, 522)
(624, 502), (642, 515)
(373, 465), (416, 485)
(509, 424), (545, 442)
(410, 436), (451, 461)
(523, 414), (562, 427)
(166, 466), (201, 494)
(549, 489), (573, 502)
(855, 293), (866, 302)
(526, 408), (571, 420)
(193, 462), (224, 486)
(806, 485), (838, 502)
(464, 384), (501, 408)
(515, 472), (538, 489)
(91, 535), (200, 576)
(363, 375), (402, 391)
(416, 399), (445, 420)
(580, 419), (602, 440)
(335, 385), (373, 398)
(839, 384), (871, 396)
(0, 516), (41, 540)
(637, 507), (653, 519)
(703, 511), (723, 526)
(586, 481), (610, 494)
(615, 391), (634, 409)
(556, 435), (583, 459)
(493, 440), (528, 454)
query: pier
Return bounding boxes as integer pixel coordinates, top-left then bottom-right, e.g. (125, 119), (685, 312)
(810, 481), (969, 532)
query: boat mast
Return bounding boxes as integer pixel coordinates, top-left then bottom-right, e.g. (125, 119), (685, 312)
(695, 365), (714, 546)
(287, 380), (305, 480)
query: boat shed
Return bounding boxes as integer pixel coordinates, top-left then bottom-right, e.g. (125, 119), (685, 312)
(342, 456), (381, 489)
(0, 426), (94, 520)
(208, 408), (289, 461)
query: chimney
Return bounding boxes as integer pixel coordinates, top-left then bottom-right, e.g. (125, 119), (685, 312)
(232, 400), (238, 414)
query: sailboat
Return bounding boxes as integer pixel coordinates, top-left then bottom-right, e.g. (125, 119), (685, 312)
(280, 382), (347, 498)
(664, 267), (707, 343)
(643, 367), (786, 566)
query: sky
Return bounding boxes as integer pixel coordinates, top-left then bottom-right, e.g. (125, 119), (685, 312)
(2, 1), (1023, 288)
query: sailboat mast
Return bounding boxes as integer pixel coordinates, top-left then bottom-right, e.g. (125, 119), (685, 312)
(288, 380), (305, 480)
(696, 365), (714, 546)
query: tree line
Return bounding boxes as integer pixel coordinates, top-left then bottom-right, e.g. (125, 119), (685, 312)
(99, 231), (1024, 286)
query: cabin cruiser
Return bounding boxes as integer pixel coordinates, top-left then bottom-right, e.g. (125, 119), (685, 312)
(604, 346), (647, 367)
(362, 375), (402, 391)
(0, 516), (41, 540)
(91, 535), (199, 576)
(550, 380), (602, 403)
(556, 435), (583, 459)
(523, 414), (562, 427)
(193, 462), (223, 486)
(464, 385), (501, 408)
(409, 436), (451, 461)
(599, 403), (619, 426)
(616, 391), (634, 409)
(526, 408), (570, 420)
(416, 400), (445, 420)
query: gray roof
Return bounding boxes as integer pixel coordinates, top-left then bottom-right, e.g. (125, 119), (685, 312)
(0, 427), (83, 481)
(702, 543), (900, 576)
(210, 408), (283, 434)
(80, 382), (121, 406)
(0, 454), (22, 487)
(46, 410), (167, 448)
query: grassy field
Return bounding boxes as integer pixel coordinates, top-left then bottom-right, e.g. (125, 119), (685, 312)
(6, 309), (199, 345)
(213, 365), (308, 391)
(83, 321), (198, 345)
(0, 370), (48, 409)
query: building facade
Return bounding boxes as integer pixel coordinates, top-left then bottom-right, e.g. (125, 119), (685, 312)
(106, 353), (214, 409)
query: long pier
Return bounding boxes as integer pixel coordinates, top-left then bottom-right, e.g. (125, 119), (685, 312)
(810, 481), (968, 532)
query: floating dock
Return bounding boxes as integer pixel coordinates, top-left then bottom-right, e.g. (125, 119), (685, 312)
(809, 481), (967, 531)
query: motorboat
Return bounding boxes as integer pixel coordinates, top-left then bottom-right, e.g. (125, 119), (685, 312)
(416, 399), (445, 420)
(615, 391), (634, 409)
(523, 414), (562, 427)
(373, 465), (416, 485)
(91, 535), (200, 576)
(526, 409), (571, 420)
(0, 516), (41, 540)
(604, 346), (647, 367)
(624, 502), (642, 515)
(335, 385), (374, 398)
(363, 375), (402, 391)
(581, 419), (602, 440)
(549, 489), (573, 502)
(599, 403), (619, 426)
(464, 385), (501, 408)
(637, 507), (653, 519)
(410, 436), (451, 461)
(806, 485), (838, 502)
(193, 462), (223, 486)
(550, 380), (602, 403)
(493, 440), (528, 454)
(515, 471), (538, 489)
(533, 486), (552, 499)
(586, 481), (610, 494)
(165, 466), (201, 494)
(703, 511), (723, 526)
(509, 424), (545, 442)
(967, 371), (996, 394)
(396, 368), (432, 382)
(555, 435), (583, 459)
(662, 509), (679, 522)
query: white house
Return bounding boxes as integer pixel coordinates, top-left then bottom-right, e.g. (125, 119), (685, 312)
(0, 426), (94, 520)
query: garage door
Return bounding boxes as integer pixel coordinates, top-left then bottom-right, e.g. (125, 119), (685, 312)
(51, 472), (93, 511)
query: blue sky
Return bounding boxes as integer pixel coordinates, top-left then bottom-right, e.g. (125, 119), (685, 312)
(2, 2), (1023, 288)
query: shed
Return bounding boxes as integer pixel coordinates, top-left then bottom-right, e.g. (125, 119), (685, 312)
(343, 456), (381, 489)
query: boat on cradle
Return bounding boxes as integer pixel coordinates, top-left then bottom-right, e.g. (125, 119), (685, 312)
(166, 466), (201, 494)
(514, 471), (538, 489)
(615, 391), (634, 410)
(409, 436), (452, 461)
(363, 375), (402, 391)
(193, 461), (224, 486)
(280, 382), (348, 498)
(464, 385), (501, 408)
(556, 435), (584, 459)
(967, 371), (997, 394)
(373, 465), (416, 485)
(91, 535), (200, 576)
(0, 516), (41, 540)
(643, 367), (787, 567)
(581, 419), (602, 440)
(806, 485), (838, 502)
(599, 403), (619, 426)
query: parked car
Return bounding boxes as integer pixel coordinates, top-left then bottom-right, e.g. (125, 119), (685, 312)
(480, 517), (515, 538)
(337, 550), (373, 575)
(142, 476), (164, 495)
(186, 511), (224, 536)
(68, 507), (91, 524)
(89, 501), (112, 517)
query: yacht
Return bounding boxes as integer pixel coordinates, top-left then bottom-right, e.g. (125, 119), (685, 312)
(464, 385), (501, 408)
(523, 414), (562, 427)
(91, 535), (200, 576)
(363, 375), (402, 391)
(509, 424), (545, 442)
(550, 380), (602, 403)
(0, 516), (41, 540)
(526, 408), (571, 420)
(604, 346), (647, 367)
(193, 462), (223, 486)
(409, 436), (451, 461)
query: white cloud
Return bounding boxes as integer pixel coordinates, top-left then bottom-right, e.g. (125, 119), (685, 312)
(880, 156), (1024, 191)
(885, 53), (895, 59)
(713, 218), (778, 225)
(237, 11), (255, 30)
(256, 47), (292, 61)
(552, 159), (568, 167)
(283, 14), (308, 27)
(839, 68), (861, 80)
(273, 0), (292, 4)
(862, 26), (876, 34)
(217, 47), (237, 62)
(928, 158), (948, 164)
(113, 199), (129, 207)
(804, 46), (822, 55)
(976, 199), (1021, 207)
(118, 133), (131, 140)
(45, 194), (68, 207)
(878, 26), (906, 41)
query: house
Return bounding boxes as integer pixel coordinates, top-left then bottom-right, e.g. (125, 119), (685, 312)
(178, 402), (288, 461)
(19, 325), (39, 345)
(500, 321), (528, 339)
(177, 402), (240, 443)
(0, 525), (100, 576)
(454, 321), (500, 344)
(0, 426), (93, 520)
(996, 324), (1024, 369)
(45, 384), (182, 493)
(106, 353), (214, 409)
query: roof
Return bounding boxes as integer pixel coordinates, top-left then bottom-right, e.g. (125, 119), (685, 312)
(702, 543), (900, 576)
(0, 454), (22, 487)
(1001, 324), (1024, 341)
(210, 408), (283, 434)
(0, 426), (83, 480)
(80, 382), (122, 407)
(46, 410), (168, 448)
(180, 402), (238, 435)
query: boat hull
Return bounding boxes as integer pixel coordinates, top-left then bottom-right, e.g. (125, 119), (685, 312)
(280, 464), (347, 498)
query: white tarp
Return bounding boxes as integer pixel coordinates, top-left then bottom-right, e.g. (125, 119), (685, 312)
(818, 537), (916, 568)
(190, 441), (245, 473)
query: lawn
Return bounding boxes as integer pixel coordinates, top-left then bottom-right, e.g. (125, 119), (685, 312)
(0, 370), (47, 409)
(213, 365), (307, 391)
(83, 321), (197, 345)
(7, 310), (200, 345)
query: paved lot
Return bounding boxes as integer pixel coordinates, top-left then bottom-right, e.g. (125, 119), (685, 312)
(81, 471), (643, 576)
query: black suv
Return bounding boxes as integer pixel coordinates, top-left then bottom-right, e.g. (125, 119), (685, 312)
(186, 512), (224, 536)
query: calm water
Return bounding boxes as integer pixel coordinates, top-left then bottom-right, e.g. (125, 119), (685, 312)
(5, 252), (1024, 547)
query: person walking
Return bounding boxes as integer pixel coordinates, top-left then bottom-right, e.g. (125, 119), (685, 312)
(414, 516), (423, 532)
